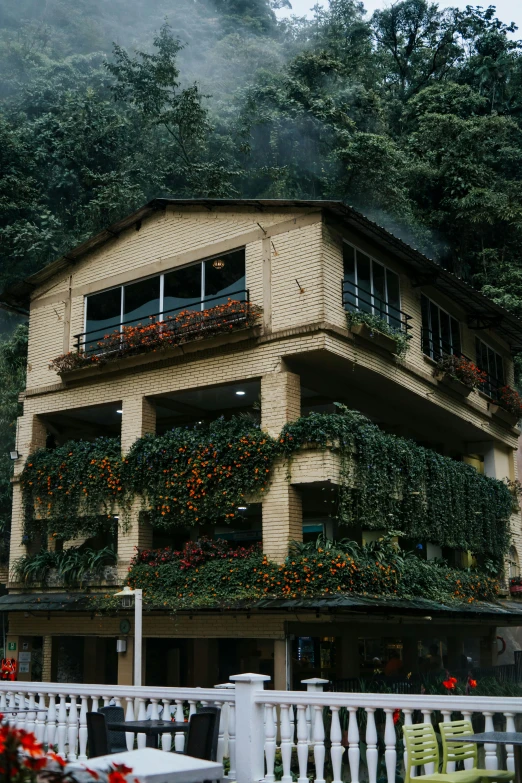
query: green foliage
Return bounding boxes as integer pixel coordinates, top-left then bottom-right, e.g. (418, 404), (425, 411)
(20, 437), (123, 540)
(124, 534), (498, 611)
(280, 407), (512, 562)
(13, 544), (116, 586)
(123, 416), (279, 528)
(346, 310), (410, 357)
(0, 323), (27, 546)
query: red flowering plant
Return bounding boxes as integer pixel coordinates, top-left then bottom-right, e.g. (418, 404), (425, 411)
(50, 299), (262, 374)
(133, 537), (260, 570)
(496, 386), (522, 418)
(435, 355), (487, 390)
(442, 674), (458, 691)
(0, 716), (133, 783)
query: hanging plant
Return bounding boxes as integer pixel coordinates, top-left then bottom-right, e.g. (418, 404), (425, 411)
(346, 311), (410, 357)
(123, 417), (279, 528)
(20, 437), (124, 541)
(496, 385), (522, 417)
(280, 406), (512, 562)
(434, 355), (486, 390)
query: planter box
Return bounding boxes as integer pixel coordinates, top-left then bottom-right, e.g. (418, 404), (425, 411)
(510, 584), (522, 595)
(490, 404), (520, 428)
(350, 322), (397, 354)
(46, 565), (118, 587)
(434, 372), (472, 398)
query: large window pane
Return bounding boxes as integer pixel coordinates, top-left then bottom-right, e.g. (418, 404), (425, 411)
(372, 262), (386, 320)
(429, 301), (441, 359)
(85, 288), (122, 350)
(450, 319), (461, 355)
(356, 252), (372, 313)
(204, 249), (245, 306)
(163, 264), (202, 314)
(386, 269), (401, 330)
(123, 276), (160, 326)
(421, 295), (431, 356)
(343, 244), (356, 311)
(440, 311), (451, 355)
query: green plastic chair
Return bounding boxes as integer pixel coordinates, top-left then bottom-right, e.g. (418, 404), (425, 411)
(403, 723), (488, 783)
(439, 719), (515, 781)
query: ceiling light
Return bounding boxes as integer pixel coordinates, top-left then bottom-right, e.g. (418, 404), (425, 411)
(212, 258), (225, 270)
(116, 409), (123, 414)
(235, 391), (246, 396)
(238, 506), (247, 511)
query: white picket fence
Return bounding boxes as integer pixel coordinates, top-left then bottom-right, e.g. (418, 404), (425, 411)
(1, 674), (522, 783)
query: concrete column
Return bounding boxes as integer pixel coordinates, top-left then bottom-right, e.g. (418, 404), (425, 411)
(118, 396), (156, 575)
(42, 635), (52, 682)
(483, 444), (512, 482)
(117, 636), (134, 685)
(261, 370), (302, 561)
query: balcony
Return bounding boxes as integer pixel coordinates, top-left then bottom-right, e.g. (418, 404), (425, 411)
(50, 290), (261, 377)
(342, 280), (412, 354)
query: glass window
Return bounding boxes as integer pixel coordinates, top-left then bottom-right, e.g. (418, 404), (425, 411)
(123, 276), (160, 327)
(421, 295), (461, 360)
(163, 264), (202, 314)
(85, 288), (122, 350)
(342, 242), (402, 328)
(475, 338), (504, 397)
(204, 249), (246, 306)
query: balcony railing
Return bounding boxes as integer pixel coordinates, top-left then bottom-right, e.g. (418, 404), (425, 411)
(2, 674), (521, 779)
(342, 280), (412, 336)
(73, 288), (253, 358)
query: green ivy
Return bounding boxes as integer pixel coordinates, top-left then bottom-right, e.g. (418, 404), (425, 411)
(21, 438), (123, 541)
(280, 407), (512, 563)
(122, 417), (279, 528)
(346, 310), (410, 357)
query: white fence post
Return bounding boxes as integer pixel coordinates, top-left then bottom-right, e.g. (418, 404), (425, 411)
(230, 673), (270, 783)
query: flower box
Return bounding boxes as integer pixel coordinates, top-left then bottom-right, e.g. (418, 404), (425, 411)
(509, 584), (522, 595)
(490, 404), (520, 427)
(434, 371), (472, 397)
(350, 322), (398, 354)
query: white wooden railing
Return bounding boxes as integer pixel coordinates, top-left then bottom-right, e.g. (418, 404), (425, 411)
(2, 675), (522, 783)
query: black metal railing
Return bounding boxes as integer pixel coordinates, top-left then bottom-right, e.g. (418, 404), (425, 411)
(421, 329), (467, 363)
(74, 288), (251, 356)
(342, 280), (412, 336)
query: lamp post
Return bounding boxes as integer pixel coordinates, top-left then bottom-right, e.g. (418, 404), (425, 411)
(114, 586), (143, 687)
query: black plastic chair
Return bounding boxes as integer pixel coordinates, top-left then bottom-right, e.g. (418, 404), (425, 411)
(86, 712), (109, 758)
(99, 705), (127, 754)
(182, 707), (220, 761)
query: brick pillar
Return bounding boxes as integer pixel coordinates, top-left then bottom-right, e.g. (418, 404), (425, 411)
(118, 396), (156, 577)
(10, 414), (47, 566)
(261, 371), (302, 562)
(42, 636), (52, 682)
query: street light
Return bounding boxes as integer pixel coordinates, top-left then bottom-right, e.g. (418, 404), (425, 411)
(114, 586), (143, 686)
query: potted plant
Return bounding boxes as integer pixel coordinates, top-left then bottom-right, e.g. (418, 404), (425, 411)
(434, 355), (486, 397)
(490, 386), (522, 427)
(510, 576), (522, 595)
(346, 311), (409, 357)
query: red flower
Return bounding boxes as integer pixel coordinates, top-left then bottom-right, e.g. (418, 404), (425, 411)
(393, 709), (401, 725)
(468, 677), (477, 688)
(442, 676), (457, 690)
(47, 751), (66, 768)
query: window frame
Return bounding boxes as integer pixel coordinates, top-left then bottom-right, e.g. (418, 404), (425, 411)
(420, 294), (461, 361)
(83, 248), (246, 339)
(342, 240), (402, 328)
(475, 336), (504, 398)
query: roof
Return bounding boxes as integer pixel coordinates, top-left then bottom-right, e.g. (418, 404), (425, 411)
(2, 591), (522, 622)
(3, 198), (522, 348)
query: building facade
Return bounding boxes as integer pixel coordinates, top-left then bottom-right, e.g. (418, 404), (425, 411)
(3, 199), (522, 688)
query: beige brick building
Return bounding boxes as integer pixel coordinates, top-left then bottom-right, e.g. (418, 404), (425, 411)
(2, 199), (522, 688)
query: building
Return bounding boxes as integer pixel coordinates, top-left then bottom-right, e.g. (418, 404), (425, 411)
(2, 199), (522, 688)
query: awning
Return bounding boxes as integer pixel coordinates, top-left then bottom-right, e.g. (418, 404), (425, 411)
(2, 591), (522, 622)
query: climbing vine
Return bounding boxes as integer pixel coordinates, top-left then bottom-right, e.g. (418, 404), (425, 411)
(122, 417), (279, 528)
(280, 407), (512, 562)
(21, 438), (123, 541)
(20, 409), (512, 564)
